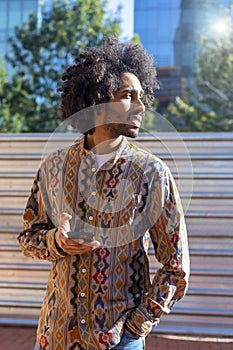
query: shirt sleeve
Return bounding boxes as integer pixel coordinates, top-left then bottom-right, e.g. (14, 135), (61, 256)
(18, 167), (66, 262)
(125, 164), (190, 337)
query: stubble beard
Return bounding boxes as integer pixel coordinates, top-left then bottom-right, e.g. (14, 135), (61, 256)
(105, 123), (139, 139)
(103, 104), (141, 139)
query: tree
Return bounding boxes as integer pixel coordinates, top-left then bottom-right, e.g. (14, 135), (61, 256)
(140, 99), (159, 133)
(0, 61), (23, 132)
(167, 96), (218, 131)
(0, 61), (40, 133)
(0, 62), (11, 132)
(3, 0), (121, 132)
(166, 4), (233, 131)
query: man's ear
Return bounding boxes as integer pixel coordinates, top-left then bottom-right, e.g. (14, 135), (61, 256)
(94, 103), (107, 126)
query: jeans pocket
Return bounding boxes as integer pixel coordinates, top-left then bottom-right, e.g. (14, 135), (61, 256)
(34, 344), (42, 350)
(116, 332), (145, 349)
(123, 331), (140, 340)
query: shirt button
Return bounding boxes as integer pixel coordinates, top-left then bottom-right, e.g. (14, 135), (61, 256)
(91, 167), (96, 172)
(89, 215), (93, 221)
(81, 268), (87, 274)
(80, 292), (86, 298)
(80, 319), (86, 324)
(91, 191), (96, 196)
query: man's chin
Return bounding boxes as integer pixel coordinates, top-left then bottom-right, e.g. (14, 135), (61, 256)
(122, 127), (139, 138)
(106, 123), (140, 138)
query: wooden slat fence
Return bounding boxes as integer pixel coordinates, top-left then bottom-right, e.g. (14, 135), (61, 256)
(0, 133), (232, 337)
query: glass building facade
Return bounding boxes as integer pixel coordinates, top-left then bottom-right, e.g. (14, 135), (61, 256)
(0, 0), (231, 112)
(134, 0), (231, 111)
(0, 0), (38, 59)
(134, 0), (181, 66)
(134, 0), (232, 67)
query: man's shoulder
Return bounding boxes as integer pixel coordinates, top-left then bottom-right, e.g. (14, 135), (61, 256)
(127, 139), (166, 164)
(41, 137), (84, 168)
(126, 139), (171, 178)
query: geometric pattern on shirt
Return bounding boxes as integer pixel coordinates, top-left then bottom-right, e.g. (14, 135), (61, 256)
(93, 247), (110, 330)
(19, 137), (189, 349)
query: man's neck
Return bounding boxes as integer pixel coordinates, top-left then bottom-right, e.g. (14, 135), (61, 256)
(85, 131), (123, 155)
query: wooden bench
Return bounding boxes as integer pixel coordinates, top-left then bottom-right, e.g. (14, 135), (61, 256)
(0, 133), (232, 337)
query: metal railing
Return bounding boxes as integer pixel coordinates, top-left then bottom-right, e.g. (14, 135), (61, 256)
(0, 132), (232, 337)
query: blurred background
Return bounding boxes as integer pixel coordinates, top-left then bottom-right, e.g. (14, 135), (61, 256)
(0, 0), (232, 133)
(0, 1), (232, 348)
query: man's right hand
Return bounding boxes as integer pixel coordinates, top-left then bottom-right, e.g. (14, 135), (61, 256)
(55, 212), (100, 255)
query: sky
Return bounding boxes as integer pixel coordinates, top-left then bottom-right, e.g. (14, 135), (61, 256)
(106, 0), (134, 40)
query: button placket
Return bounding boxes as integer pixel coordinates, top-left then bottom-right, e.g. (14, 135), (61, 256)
(83, 158), (97, 225)
(87, 159), (98, 211)
(77, 255), (90, 330)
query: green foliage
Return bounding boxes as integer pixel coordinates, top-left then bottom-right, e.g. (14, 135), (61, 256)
(140, 99), (158, 133)
(3, 0), (121, 132)
(130, 33), (141, 45)
(167, 5), (233, 131)
(167, 97), (218, 131)
(0, 62), (22, 132)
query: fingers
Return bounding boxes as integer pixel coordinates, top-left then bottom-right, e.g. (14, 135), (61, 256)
(60, 212), (72, 223)
(61, 238), (100, 255)
(58, 212), (72, 235)
(74, 239), (101, 250)
(56, 212), (101, 255)
(55, 229), (100, 255)
(88, 240), (101, 249)
(62, 242), (94, 255)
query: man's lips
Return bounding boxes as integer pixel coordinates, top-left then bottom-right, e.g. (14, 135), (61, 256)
(127, 114), (142, 128)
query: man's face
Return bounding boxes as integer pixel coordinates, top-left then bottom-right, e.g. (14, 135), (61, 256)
(102, 72), (145, 138)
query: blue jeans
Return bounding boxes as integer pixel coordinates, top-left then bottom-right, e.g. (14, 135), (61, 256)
(113, 332), (145, 349)
(34, 333), (145, 350)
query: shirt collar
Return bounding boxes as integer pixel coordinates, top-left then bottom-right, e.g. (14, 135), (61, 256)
(72, 136), (130, 170)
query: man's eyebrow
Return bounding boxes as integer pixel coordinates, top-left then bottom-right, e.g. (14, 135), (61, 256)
(119, 88), (144, 95)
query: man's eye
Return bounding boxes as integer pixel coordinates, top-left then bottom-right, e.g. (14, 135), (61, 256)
(123, 93), (131, 99)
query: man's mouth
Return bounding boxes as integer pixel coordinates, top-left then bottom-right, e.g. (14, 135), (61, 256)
(127, 115), (142, 128)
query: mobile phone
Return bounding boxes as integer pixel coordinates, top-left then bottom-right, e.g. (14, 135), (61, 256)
(67, 231), (95, 243)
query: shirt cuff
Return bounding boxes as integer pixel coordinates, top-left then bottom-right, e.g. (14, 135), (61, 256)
(46, 228), (67, 259)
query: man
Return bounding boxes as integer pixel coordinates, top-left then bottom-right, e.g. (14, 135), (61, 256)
(18, 37), (189, 350)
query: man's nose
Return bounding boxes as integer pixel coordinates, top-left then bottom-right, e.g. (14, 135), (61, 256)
(132, 98), (145, 113)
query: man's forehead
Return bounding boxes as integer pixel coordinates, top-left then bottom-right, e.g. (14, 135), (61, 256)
(119, 72), (143, 92)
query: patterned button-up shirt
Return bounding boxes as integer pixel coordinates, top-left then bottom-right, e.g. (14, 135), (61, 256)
(18, 136), (189, 350)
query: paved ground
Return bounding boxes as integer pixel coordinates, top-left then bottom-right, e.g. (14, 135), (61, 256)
(0, 326), (232, 350)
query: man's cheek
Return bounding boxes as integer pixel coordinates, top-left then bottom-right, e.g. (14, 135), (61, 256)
(107, 111), (126, 124)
